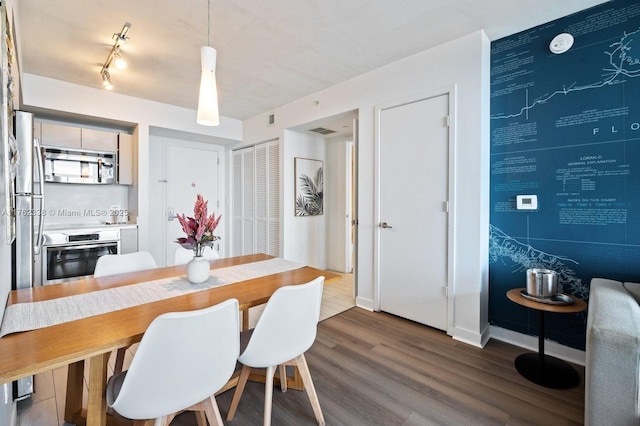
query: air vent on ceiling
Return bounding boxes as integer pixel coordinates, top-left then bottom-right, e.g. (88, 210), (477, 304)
(308, 127), (336, 135)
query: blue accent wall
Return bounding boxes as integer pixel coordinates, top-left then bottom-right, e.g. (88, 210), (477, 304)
(489, 0), (640, 350)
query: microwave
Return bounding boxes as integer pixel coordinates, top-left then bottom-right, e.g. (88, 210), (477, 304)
(43, 147), (116, 184)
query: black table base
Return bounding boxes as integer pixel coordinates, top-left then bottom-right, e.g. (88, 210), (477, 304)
(515, 353), (580, 389)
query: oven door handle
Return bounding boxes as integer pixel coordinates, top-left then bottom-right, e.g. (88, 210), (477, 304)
(46, 242), (117, 251)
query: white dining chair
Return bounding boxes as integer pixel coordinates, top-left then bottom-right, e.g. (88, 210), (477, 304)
(174, 245), (220, 265)
(93, 251), (158, 278)
(93, 251), (158, 375)
(227, 276), (326, 426)
(107, 298), (240, 426)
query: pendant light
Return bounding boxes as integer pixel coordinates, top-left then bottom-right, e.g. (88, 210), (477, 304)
(197, 0), (220, 126)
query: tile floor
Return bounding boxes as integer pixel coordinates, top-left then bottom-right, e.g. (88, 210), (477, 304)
(15, 272), (355, 426)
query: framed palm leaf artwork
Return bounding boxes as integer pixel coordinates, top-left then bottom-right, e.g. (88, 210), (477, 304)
(295, 157), (323, 216)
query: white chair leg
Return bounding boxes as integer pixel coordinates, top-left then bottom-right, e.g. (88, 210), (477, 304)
(264, 365), (277, 426)
(227, 365), (251, 420)
(279, 364), (288, 392)
(295, 354), (325, 426)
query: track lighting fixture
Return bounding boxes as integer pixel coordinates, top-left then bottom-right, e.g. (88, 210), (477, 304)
(99, 22), (131, 90)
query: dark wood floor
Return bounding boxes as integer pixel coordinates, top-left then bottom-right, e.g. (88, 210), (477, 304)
(173, 307), (585, 426)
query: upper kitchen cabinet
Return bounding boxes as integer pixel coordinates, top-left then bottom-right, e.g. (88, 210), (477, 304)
(40, 122), (118, 152)
(40, 122), (82, 149)
(81, 128), (118, 152)
(117, 133), (135, 185)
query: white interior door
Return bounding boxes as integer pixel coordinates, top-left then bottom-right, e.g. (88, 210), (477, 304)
(378, 93), (449, 330)
(165, 145), (220, 265)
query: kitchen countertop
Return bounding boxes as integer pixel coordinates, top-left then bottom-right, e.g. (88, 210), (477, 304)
(44, 222), (138, 232)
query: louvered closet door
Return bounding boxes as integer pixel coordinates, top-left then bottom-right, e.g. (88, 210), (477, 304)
(255, 144), (268, 254)
(232, 150), (244, 256)
(254, 141), (280, 256)
(232, 147), (255, 256)
(267, 142), (280, 256)
(242, 149), (255, 254)
(232, 141), (279, 257)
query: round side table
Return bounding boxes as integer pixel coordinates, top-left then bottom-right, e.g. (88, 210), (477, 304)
(506, 288), (587, 389)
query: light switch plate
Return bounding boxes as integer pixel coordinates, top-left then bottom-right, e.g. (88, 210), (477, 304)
(516, 195), (538, 210)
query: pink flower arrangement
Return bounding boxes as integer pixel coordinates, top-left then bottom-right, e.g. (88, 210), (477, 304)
(175, 194), (221, 257)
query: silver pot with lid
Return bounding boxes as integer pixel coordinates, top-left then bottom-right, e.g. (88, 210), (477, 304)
(526, 268), (558, 298)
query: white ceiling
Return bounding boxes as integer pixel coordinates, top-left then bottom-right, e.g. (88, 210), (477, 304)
(15, 0), (608, 122)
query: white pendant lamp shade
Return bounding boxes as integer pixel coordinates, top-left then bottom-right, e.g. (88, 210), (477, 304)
(197, 46), (220, 126)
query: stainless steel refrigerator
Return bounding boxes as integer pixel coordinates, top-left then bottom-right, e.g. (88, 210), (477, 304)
(11, 110), (45, 400)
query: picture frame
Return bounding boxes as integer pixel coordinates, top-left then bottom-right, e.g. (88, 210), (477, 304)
(294, 157), (323, 216)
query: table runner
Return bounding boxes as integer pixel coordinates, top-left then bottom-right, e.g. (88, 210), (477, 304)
(0, 258), (303, 337)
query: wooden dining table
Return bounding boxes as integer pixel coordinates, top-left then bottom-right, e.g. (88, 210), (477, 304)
(0, 253), (339, 426)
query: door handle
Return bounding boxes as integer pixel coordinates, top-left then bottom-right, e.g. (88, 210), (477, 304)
(167, 208), (177, 221)
(380, 222), (393, 229)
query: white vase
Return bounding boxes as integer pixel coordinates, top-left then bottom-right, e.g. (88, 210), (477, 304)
(186, 255), (210, 284)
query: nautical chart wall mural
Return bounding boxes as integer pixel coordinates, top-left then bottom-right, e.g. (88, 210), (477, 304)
(489, 0), (640, 350)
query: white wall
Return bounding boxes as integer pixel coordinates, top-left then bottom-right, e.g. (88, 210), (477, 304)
(244, 31), (491, 347)
(282, 129), (326, 269)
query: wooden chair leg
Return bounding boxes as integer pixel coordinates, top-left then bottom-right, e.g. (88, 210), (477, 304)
(278, 364), (288, 392)
(203, 395), (224, 426)
(114, 347), (126, 375)
(194, 411), (207, 426)
(179, 395), (223, 426)
(164, 412), (178, 425)
(227, 365), (252, 420)
(295, 354), (325, 426)
(132, 420), (156, 426)
(264, 365), (277, 426)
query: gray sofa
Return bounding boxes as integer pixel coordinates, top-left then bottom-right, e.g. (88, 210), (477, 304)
(585, 278), (640, 426)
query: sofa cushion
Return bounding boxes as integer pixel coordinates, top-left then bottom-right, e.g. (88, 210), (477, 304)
(623, 282), (640, 304)
(585, 278), (640, 426)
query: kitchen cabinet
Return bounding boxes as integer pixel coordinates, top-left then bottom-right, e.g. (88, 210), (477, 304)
(120, 227), (138, 254)
(40, 122), (118, 152)
(117, 133), (135, 185)
(81, 128), (118, 151)
(40, 122), (82, 149)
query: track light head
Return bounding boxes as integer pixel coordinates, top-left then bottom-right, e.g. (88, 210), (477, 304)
(102, 69), (113, 90)
(113, 49), (126, 69)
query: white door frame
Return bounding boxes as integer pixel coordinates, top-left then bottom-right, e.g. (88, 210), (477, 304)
(345, 140), (354, 274)
(373, 85), (457, 334)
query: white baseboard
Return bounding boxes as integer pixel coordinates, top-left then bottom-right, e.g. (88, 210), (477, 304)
(490, 325), (585, 366)
(355, 297), (373, 311)
(451, 323), (491, 348)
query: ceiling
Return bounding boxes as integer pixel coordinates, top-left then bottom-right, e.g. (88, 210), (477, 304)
(16, 0), (608, 122)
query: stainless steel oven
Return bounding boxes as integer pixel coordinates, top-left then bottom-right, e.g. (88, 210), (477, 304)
(36, 229), (121, 285)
